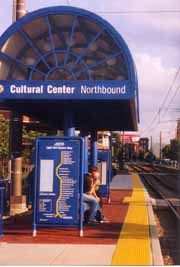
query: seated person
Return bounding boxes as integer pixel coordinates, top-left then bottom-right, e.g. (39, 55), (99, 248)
(83, 172), (101, 224)
(90, 166), (109, 223)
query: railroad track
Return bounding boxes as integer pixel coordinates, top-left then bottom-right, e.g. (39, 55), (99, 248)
(128, 163), (180, 220)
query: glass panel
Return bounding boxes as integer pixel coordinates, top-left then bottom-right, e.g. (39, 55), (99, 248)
(75, 72), (89, 80)
(78, 16), (102, 35)
(115, 54), (128, 80)
(65, 54), (76, 68)
(11, 66), (29, 80)
(47, 68), (72, 80)
(1, 31), (34, 62)
(49, 14), (74, 50)
(56, 53), (65, 65)
(23, 17), (52, 55)
(35, 35), (52, 54)
(71, 46), (84, 55)
(82, 29), (121, 67)
(0, 56), (29, 80)
(45, 55), (55, 68)
(36, 60), (49, 73)
(50, 33), (64, 50)
(23, 17), (48, 40)
(20, 48), (39, 66)
(73, 62), (86, 73)
(0, 57), (16, 80)
(98, 29), (121, 55)
(69, 16), (99, 57)
(70, 31), (87, 55)
(31, 71), (45, 80)
(90, 54), (128, 80)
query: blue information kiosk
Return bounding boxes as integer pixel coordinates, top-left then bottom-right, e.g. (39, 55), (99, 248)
(33, 137), (84, 237)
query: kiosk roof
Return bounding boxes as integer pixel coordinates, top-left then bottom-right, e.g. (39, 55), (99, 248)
(0, 6), (139, 131)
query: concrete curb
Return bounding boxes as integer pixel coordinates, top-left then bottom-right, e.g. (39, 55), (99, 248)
(145, 191), (164, 265)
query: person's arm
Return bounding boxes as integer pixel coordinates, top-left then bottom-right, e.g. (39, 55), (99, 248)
(92, 180), (100, 201)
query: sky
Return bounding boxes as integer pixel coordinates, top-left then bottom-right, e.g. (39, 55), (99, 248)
(0, 0), (180, 145)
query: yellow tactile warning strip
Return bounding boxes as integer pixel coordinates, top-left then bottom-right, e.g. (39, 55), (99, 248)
(111, 173), (152, 265)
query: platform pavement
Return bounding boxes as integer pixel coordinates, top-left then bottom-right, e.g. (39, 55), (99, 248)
(0, 174), (163, 265)
(0, 243), (115, 265)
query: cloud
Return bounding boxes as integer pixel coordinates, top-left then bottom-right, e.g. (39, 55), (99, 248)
(135, 53), (179, 139)
(135, 53), (177, 96)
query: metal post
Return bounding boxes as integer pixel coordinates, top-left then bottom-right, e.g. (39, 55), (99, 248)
(16, 0), (26, 20)
(108, 133), (112, 203)
(160, 131), (162, 160)
(150, 136), (153, 152)
(64, 111), (75, 137)
(91, 130), (98, 167)
(79, 138), (84, 237)
(80, 129), (89, 173)
(9, 111), (27, 215)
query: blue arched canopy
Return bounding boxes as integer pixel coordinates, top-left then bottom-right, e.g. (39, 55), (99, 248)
(0, 6), (139, 130)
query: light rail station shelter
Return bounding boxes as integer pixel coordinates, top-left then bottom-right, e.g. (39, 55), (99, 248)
(0, 6), (139, 214)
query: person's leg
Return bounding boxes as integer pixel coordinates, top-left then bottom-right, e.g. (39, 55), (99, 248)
(83, 193), (99, 221)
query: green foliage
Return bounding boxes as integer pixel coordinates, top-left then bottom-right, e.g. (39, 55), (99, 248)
(170, 139), (180, 161)
(22, 126), (47, 161)
(112, 132), (121, 157)
(162, 144), (171, 159)
(0, 114), (9, 177)
(0, 114), (9, 159)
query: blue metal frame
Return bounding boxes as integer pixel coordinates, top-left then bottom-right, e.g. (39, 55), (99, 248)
(91, 131), (98, 167)
(33, 136), (84, 237)
(80, 130), (89, 173)
(29, 50), (91, 80)
(0, 6), (139, 116)
(45, 16), (58, 67)
(64, 110), (75, 136)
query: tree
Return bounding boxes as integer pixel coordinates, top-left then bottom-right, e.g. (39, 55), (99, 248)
(22, 127), (47, 176)
(162, 144), (171, 159)
(170, 139), (180, 161)
(112, 132), (121, 159)
(0, 114), (9, 178)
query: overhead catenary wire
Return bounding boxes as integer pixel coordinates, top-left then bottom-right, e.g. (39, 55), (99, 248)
(64, 3), (180, 14)
(64, 1), (180, 13)
(162, 84), (180, 117)
(141, 66), (180, 135)
(97, 10), (180, 14)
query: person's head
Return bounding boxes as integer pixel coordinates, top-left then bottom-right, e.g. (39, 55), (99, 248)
(90, 166), (100, 181)
(84, 172), (93, 183)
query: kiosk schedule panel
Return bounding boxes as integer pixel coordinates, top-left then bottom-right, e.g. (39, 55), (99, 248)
(33, 137), (83, 235)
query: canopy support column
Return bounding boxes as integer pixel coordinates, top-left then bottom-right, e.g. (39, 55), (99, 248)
(64, 111), (75, 137)
(9, 111), (27, 215)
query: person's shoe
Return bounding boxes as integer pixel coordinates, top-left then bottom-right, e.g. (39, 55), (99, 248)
(99, 218), (110, 223)
(87, 219), (99, 225)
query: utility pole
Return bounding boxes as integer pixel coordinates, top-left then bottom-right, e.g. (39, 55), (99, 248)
(13, 0), (26, 21)
(159, 131), (162, 160)
(177, 143), (180, 264)
(150, 136), (153, 153)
